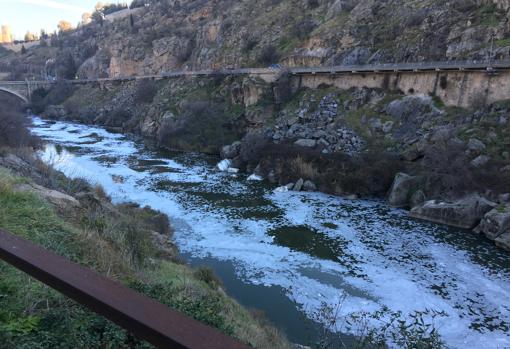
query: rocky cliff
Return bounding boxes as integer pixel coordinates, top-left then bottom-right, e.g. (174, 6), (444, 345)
(4, 0), (510, 80)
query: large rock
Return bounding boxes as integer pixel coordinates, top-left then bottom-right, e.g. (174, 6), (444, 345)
(471, 155), (491, 168)
(388, 173), (418, 208)
(294, 139), (317, 148)
(303, 180), (317, 192)
(409, 195), (497, 229)
(495, 233), (510, 252)
(475, 204), (510, 240)
(467, 138), (486, 153)
(15, 183), (80, 210)
(220, 141), (242, 159)
(293, 178), (304, 191)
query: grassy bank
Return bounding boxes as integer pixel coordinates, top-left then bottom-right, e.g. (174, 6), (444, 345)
(0, 161), (290, 349)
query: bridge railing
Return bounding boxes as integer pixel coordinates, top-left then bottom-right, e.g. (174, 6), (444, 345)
(0, 228), (249, 349)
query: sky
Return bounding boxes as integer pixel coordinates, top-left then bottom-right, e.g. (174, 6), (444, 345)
(0, 0), (129, 40)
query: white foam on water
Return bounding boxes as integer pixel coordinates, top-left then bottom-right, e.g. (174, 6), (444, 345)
(30, 117), (510, 348)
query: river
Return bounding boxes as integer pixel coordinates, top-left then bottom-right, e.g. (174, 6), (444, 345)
(30, 116), (510, 348)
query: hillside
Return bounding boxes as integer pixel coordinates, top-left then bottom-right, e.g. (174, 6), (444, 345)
(3, 0), (510, 80)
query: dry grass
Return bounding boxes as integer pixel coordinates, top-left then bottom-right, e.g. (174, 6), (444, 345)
(291, 155), (319, 180)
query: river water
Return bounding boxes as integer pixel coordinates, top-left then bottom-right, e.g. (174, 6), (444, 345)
(30, 116), (510, 348)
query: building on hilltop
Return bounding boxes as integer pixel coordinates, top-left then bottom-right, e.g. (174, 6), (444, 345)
(0, 25), (13, 43)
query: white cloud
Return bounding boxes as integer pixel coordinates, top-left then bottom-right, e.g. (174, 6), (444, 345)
(12, 0), (89, 13)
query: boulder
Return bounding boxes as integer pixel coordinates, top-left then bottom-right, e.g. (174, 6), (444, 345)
(501, 165), (510, 173)
(293, 178), (304, 191)
(285, 183), (295, 190)
(495, 233), (510, 252)
(475, 204), (510, 240)
(410, 190), (426, 208)
(15, 183), (80, 210)
(247, 174), (263, 181)
(388, 173), (418, 208)
(471, 155), (490, 168)
(216, 159), (232, 171)
(303, 180), (317, 192)
(220, 141), (242, 159)
(467, 138), (486, 153)
(409, 194), (497, 229)
(294, 139), (317, 148)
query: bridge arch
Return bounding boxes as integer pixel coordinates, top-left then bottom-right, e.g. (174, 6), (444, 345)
(0, 87), (28, 103)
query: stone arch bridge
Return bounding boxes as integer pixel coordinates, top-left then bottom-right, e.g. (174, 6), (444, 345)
(0, 80), (53, 103)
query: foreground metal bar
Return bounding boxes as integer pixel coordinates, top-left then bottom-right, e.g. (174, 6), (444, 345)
(0, 228), (249, 349)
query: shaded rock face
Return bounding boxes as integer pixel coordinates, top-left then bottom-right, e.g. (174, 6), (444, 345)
(388, 173), (418, 208)
(475, 204), (510, 240)
(409, 195), (497, 229)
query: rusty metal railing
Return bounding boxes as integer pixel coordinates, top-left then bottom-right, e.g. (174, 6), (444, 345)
(0, 228), (249, 349)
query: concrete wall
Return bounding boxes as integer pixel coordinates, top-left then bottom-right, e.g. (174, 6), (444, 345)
(292, 70), (510, 109)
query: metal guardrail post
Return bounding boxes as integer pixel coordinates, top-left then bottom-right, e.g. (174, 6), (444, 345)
(0, 228), (249, 349)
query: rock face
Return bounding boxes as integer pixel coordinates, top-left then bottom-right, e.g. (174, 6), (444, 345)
(409, 195), (497, 229)
(388, 173), (418, 208)
(293, 178), (304, 191)
(475, 204), (510, 240)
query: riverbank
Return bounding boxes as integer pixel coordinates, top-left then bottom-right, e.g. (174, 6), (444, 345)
(27, 116), (510, 349)
(32, 77), (510, 252)
(0, 104), (291, 348)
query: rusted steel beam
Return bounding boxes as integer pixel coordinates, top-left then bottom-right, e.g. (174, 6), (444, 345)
(0, 228), (249, 349)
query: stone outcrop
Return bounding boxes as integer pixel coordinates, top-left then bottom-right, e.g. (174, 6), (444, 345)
(388, 173), (419, 208)
(495, 233), (510, 251)
(15, 183), (81, 210)
(409, 195), (497, 229)
(475, 204), (510, 240)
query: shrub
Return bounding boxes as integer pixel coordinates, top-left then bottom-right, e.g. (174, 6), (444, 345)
(30, 81), (75, 114)
(194, 267), (223, 289)
(158, 101), (238, 153)
(422, 138), (476, 198)
(134, 79), (158, 104)
(289, 17), (317, 40)
(239, 131), (270, 164)
(242, 37), (258, 53)
(257, 143), (402, 197)
(0, 109), (40, 148)
(256, 45), (280, 66)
